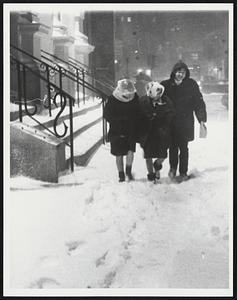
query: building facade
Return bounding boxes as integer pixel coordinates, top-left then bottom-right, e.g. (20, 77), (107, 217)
(10, 10), (95, 101)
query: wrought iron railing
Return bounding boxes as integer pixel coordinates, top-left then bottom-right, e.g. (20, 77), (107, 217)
(41, 50), (115, 98)
(68, 56), (115, 93)
(10, 45), (109, 171)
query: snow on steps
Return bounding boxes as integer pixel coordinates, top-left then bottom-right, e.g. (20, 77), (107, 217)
(65, 120), (104, 167)
(11, 98), (106, 170)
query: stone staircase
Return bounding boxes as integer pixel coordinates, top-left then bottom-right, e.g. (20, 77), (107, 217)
(11, 96), (105, 182)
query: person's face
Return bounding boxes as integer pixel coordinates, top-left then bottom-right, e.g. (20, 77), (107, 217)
(175, 68), (186, 82)
(122, 91), (135, 101)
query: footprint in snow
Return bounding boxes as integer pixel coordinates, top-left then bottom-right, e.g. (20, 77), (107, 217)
(211, 226), (221, 236)
(120, 250), (131, 261)
(39, 255), (60, 268)
(65, 240), (85, 256)
(95, 250), (109, 267)
(101, 270), (117, 288)
(29, 277), (60, 289)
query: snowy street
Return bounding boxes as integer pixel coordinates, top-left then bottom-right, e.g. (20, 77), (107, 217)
(7, 93), (231, 294)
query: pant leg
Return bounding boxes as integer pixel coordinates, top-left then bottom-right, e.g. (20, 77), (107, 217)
(178, 140), (189, 175)
(169, 140), (179, 170)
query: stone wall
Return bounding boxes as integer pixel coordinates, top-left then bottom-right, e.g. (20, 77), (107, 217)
(10, 122), (67, 183)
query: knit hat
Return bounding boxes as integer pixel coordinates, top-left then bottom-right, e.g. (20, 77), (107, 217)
(112, 79), (136, 102)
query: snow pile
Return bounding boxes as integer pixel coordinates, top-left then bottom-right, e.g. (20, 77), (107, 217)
(6, 93), (231, 295)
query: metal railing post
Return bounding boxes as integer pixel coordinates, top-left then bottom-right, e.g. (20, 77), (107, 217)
(16, 61), (23, 122)
(92, 77), (95, 101)
(46, 65), (52, 117)
(82, 70), (85, 104)
(69, 97), (74, 172)
(59, 66), (63, 107)
(22, 65), (28, 114)
(102, 98), (107, 144)
(76, 69), (80, 107)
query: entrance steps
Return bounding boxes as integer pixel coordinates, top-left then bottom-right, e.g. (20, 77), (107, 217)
(10, 97), (106, 182)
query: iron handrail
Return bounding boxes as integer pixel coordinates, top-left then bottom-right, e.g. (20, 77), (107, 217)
(10, 54), (76, 102)
(68, 56), (89, 69)
(68, 56), (115, 90)
(41, 49), (114, 92)
(10, 45), (109, 171)
(10, 52), (75, 171)
(40, 52), (108, 99)
(11, 44), (103, 98)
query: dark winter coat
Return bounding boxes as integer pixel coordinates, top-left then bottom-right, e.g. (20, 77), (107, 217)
(160, 61), (207, 142)
(103, 93), (141, 155)
(138, 95), (175, 158)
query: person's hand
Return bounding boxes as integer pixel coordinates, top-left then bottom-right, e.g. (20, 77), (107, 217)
(199, 121), (207, 138)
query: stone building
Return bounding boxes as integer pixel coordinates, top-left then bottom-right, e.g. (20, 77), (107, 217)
(10, 10), (95, 101)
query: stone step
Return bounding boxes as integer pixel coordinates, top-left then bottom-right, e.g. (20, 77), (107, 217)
(44, 105), (102, 140)
(11, 99), (106, 175)
(65, 120), (104, 166)
(34, 102), (102, 130)
(17, 97), (102, 129)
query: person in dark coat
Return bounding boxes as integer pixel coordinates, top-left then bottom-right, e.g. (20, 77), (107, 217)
(135, 71), (152, 97)
(139, 81), (175, 181)
(103, 79), (141, 182)
(160, 61), (207, 181)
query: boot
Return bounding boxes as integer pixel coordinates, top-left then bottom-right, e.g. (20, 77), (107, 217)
(180, 173), (189, 181)
(153, 160), (162, 179)
(119, 171), (125, 182)
(125, 165), (134, 181)
(168, 168), (177, 179)
(147, 172), (156, 181)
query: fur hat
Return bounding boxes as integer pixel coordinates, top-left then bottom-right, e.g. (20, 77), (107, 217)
(145, 81), (165, 99)
(113, 79), (136, 102)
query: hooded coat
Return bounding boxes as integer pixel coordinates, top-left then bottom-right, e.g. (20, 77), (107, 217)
(138, 93), (175, 158)
(160, 61), (207, 142)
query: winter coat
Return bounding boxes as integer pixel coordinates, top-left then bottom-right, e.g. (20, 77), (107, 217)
(160, 61), (207, 142)
(138, 95), (175, 158)
(103, 93), (141, 145)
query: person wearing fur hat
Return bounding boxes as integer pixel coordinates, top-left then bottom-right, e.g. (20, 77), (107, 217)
(103, 79), (141, 182)
(160, 61), (207, 181)
(138, 81), (175, 181)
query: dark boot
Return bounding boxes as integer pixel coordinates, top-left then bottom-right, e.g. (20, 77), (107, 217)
(125, 165), (134, 181)
(119, 171), (125, 182)
(168, 168), (177, 179)
(153, 160), (162, 179)
(180, 173), (189, 181)
(147, 172), (156, 181)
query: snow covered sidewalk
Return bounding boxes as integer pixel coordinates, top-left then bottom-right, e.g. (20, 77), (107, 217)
(6, 94), (232, 295)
